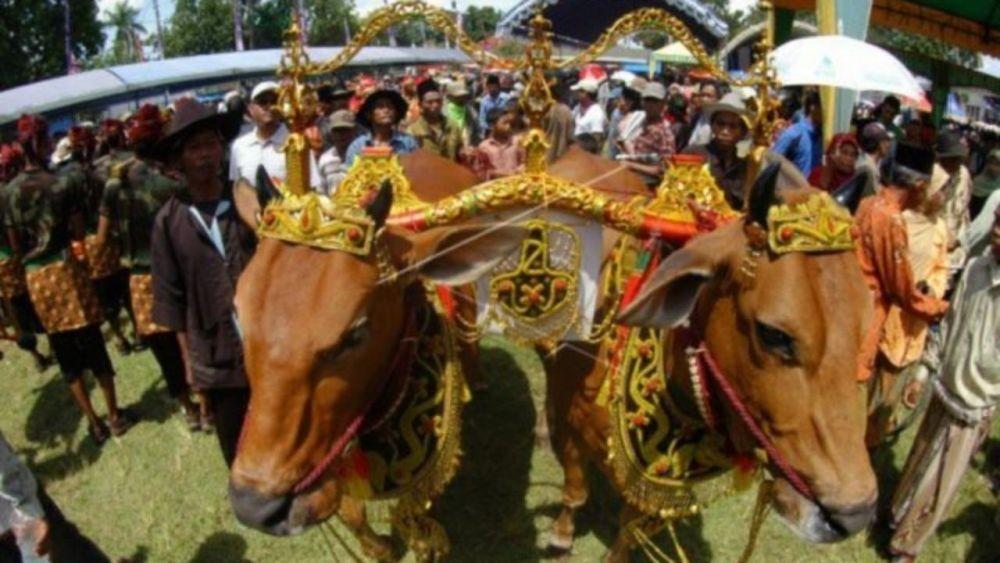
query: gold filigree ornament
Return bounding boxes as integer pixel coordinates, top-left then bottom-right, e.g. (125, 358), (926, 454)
(257, 191), (377, 256)
(648, 155), (738, 222)
(766, 192), (855, 255)
(334, 147), (431, 214)
(487, 219), (581, 345)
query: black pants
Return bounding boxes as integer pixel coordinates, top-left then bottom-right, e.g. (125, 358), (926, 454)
(8, 294), (43, 351)
(48, 326), (114, 383)
(144, 332), (187, 399)
(92, 270), (131, 320)
(204, 387), (250, 468)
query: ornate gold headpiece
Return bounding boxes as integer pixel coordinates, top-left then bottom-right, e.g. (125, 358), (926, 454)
(258, 192), (376, 256)
(766, 192), (854, 255)
(645, 155), (738, 222)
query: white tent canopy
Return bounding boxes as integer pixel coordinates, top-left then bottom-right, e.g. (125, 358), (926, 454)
(650, 41), (698, 65)
(0, 46), (472, 124)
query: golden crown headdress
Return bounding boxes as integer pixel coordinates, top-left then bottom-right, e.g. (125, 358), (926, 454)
(765, 191), (854, 255)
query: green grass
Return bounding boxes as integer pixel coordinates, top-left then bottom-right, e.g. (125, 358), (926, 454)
(1, 335), (997, 562)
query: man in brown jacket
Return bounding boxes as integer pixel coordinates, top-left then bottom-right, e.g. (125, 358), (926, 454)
(150, 98), (254, 466)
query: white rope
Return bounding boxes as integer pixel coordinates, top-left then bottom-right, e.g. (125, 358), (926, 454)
(376, 164), (633, 285)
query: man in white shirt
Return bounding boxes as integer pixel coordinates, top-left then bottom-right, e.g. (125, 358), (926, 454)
(571, 78), (608, 146)
(229, 81), (321, 191)
(888, 206), (1000, 562)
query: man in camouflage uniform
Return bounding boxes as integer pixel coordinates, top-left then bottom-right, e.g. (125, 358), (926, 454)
(81, 120), (134, 353)
(0, 143), (51, 371)
(4, 115), (129, 445)
(97, 105), (201, 430)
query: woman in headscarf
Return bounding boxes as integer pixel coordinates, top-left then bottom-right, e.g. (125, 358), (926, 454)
(807, 132), (860, 192)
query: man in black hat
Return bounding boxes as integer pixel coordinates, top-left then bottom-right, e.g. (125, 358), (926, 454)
(343, 88), (419, 167)
(406, 79), (464, 161)
(150, 97), (255, 466)
(856, 121), (892, 197)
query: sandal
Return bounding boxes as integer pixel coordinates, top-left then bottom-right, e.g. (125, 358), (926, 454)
(108, 412), (134, 437)
(88, 421), (110, 445)
(201, 412), (216, 435)
(183, 409), (201, 432)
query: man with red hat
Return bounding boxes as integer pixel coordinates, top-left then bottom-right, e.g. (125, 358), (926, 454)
(88, 118), (136, 354)
(4, 114), (130, 444)
(0, 143), (51, 372)
(97, 104), (202, 431)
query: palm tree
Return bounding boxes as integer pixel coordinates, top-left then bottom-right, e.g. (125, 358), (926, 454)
(102, 1), (147, 63)
(233, 0), (245, 51)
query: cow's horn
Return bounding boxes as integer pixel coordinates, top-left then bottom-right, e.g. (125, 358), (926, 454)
(747, 162), (782, 227)
(255, 165), (281, 208)
(832, 169), (868, 214)
(365, 180), (394, 230)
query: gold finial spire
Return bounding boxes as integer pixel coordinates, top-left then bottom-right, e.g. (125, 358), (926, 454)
(277, 11), (316, 196)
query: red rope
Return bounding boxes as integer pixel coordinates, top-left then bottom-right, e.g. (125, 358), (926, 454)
(696, 346), (817, 502)
(291, 304), (419, 495)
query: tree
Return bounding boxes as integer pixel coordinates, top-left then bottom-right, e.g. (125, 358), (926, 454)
(0, 0), (103, 89)
(163, 0), (236, 57)
(869, 26), (981, 70)
(102, 1), (147, 63)
(310, 0), (359, 46)
(463, 6), (500, 42)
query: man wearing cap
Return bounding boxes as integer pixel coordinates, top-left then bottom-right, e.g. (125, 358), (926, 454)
(230, 81), (321, 192)
(682, 92), (752, 209)
(150, 98), (253, 466)
(772, 90), (824, 176)
(317, 110), (358, 195)
(857, 121), (893, 197)
(933, 131), (973, 270)
(571, 78), (608, 146)
(98, 104), (202, 431)
(887, 205), (1000, 563)
(618, 82), (675, 187)
(854, 145), (949, 423)
(445, 80), (479, 149)
(344, 89), (419, 167)
(5, 115), (129, 444)
(478, 74), (511, 139)
(407, 79), (464, 161)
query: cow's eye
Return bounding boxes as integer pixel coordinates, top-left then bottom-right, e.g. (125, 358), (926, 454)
(755, 321), (796, 360)
(342, 317), (370, 349)
(321, 317), (370, 361)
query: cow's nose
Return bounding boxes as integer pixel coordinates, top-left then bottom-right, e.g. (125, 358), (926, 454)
(228, 481), (293, 535)
(825, 498), (876, 538)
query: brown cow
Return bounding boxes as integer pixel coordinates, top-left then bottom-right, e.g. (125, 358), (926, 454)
(542, 160), (877, 561)
(227, 151), (528, 560)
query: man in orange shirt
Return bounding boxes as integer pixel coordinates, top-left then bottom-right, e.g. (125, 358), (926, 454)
(854, 144), (949, 446)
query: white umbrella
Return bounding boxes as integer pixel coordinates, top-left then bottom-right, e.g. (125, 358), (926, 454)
(772, 35), (925, 100)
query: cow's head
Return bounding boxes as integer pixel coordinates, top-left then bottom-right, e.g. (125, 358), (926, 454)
(619, 163), (876, 543)
(228, 171), (524, 534)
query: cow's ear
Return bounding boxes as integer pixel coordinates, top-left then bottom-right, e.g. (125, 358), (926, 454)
(617, 227), (734, 328)
(383, 225), (527, 286)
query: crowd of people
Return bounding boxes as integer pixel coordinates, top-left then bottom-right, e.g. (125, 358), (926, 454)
(0, 61), (996, 562)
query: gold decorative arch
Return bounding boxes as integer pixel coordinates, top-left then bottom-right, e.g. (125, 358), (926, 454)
(273, 0), (781, 201)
